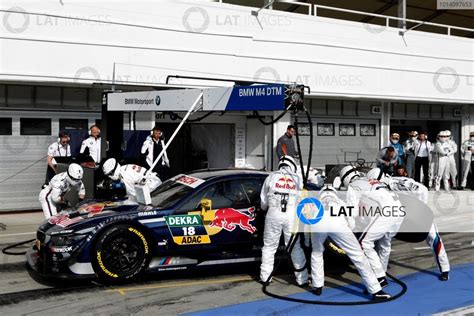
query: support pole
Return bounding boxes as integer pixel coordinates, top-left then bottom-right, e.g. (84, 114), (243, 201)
(145, 92), (204, 176)
(398, 0), (406, 31)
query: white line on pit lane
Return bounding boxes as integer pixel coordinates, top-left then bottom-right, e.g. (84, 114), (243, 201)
(0, 232), (36, 238)
(413, 246), (431, 250)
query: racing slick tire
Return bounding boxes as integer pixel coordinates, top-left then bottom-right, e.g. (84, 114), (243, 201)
(91, 225), (151, 283)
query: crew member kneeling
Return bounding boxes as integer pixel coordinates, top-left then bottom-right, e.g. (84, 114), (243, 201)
(39, 163), (85, 219)
(102, 158), (162, 201)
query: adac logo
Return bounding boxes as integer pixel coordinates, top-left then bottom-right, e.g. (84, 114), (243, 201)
(155, 95), (161, 106)
(297, 197), (324, 225)
(275, 177), (296, 190)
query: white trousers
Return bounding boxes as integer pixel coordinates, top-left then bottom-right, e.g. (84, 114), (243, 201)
(39, 187), (58, 219)
(461, 158), (472, 187)
(311, 230), (382, 294)
(260, 208), (308, 285)
(360, 216), (403, 279)
(435, 156), (451, 190)
(426, 224), (450, 273)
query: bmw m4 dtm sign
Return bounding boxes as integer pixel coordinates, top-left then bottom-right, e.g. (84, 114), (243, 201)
(106, 84), (293, 112)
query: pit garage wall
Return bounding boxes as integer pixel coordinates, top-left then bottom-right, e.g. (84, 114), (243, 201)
(0, 1), (472, 104)
(0, 111), (100, 211)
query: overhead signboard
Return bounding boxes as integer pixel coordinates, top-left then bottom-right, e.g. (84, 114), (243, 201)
(106, 89), (203, 112)
(106, 84), (287, 112)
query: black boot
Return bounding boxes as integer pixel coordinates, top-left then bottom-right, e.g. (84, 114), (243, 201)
(439, 271), (449, 281)
(311, 286), (323, 296)
(372, 290), (391, 301)
(377, 276), (388, 288)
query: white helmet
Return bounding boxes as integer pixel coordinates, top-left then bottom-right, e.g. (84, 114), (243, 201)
(67, 163), (84, 185)
(102, 158), (121, 181)
(318, 185), (339, 202)
(339, 165), (360, 188)
(438, 130), (450, 142)
(278, 155), (297, 173)
(367, 167), (385, 182)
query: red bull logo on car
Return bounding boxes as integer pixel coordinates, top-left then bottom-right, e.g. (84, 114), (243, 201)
(275, 177), (296, 190)
(208, 207), (256, 234)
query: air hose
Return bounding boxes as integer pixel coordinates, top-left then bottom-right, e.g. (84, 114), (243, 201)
(261, 233), (408, 305)
(2, 238), (35, 255)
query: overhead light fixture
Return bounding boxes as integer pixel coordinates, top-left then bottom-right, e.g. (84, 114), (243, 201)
(251, 0), (276, 17)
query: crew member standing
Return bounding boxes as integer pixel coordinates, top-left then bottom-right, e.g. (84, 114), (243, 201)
(460, 132), (474, 189)
(434, 131), (455, 191)
(276, 125), (298, 159)
(80, 125), (101, 164)
(414, 131), (433, 188)
(141, 126), (170, 181)
(260, 156), (308, 287)
(403, 131), (418, 178)
(45, 132), (71, 185)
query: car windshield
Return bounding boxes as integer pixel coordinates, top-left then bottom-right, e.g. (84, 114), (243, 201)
(150, 175), (202, 209)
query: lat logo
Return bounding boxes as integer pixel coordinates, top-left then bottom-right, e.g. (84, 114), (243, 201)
(275, 177), (296, 190)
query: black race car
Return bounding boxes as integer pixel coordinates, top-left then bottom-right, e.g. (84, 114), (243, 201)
(28, 169), (275, 283)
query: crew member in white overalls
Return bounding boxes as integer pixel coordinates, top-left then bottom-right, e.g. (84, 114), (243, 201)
(39, 163), (85, 219)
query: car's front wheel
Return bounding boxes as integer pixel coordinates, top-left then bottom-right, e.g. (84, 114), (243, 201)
(92, 225), (151, 283)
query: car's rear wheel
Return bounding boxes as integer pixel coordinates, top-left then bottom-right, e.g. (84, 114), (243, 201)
(92, 225), (151, 283)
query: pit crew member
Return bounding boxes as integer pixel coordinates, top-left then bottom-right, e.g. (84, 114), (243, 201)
(341, 166), (404, 287)
(260, 155), (308, 286)
(310, 186), (390, 300)
(460, 132), (474, 189)
(45, 132), (71, 185)
(102, 158), (162, 200)
(80, 125), (101, 164)
(39, 163), (85, 219)
(376, 166), (450, 281)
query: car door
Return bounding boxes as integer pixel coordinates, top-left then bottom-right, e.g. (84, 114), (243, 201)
(171, 177), (265, 253)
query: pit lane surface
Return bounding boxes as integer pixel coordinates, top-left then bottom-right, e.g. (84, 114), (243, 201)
(0, 209), (473, 315)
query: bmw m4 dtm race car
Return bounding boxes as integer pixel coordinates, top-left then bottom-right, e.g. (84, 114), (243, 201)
(28, 169), (281, 283)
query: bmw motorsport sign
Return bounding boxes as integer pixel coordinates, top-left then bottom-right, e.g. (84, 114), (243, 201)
(106, 84), (294, 112)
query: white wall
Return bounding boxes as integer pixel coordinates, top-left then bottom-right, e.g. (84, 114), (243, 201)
(0, 0), (472, 104)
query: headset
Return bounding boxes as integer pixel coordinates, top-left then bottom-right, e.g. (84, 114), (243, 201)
(88, 125), (101, 137)
(57, 132), (70, 145)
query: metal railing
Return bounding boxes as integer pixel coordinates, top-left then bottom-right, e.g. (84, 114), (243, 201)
(211, 0), (473, 37)
(313, 4), (473, 36)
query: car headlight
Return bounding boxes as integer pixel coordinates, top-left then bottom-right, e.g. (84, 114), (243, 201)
(50, 234), (87, 247)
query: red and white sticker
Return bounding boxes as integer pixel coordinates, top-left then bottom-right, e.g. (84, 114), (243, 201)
(174, 175), (205, 188)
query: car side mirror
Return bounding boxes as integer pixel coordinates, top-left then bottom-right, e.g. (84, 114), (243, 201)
(200, 198), (213, 222)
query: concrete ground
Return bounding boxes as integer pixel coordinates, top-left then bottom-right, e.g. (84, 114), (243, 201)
(0, 191), (472, 315)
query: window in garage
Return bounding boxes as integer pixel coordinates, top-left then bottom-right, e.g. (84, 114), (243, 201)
(59, 119), (88, 131)
(20, 118), (51, 135)
(7, 85), (34, 107)
(0, 118), (12, 135)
